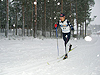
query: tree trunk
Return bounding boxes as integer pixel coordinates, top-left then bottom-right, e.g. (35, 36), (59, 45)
(15, 6), (17, 35)
(31, 2), (33, 37)
(22, 4), (25, 37)
(5, 0), (9, 38)
(61, 0), (63, 13)
(34, 0), (37, 38)
(44, 0), (46, 37)
(85, 3), (87, 37)
(76, 0), (78, 39)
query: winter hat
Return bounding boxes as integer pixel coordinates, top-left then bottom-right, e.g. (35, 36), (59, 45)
(60, 13), (65, 17)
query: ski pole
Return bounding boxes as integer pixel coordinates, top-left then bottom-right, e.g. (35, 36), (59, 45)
(56, 27), (59, 56)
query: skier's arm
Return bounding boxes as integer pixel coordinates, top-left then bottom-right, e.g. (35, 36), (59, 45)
(67, 20), (74, 30)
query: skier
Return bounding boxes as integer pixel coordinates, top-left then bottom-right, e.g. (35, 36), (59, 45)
(54, 13), (74, 60)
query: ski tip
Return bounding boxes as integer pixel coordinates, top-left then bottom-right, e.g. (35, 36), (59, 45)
(47, 62), (50, 65)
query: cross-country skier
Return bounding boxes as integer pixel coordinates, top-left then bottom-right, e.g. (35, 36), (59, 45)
(54, 13), (74, 60)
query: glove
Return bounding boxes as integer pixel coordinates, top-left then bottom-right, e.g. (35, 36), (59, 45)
(54, 24), (57, 28)
(71, 26), (74, 30)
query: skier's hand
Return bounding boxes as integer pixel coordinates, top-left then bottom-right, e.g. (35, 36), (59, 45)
(71, 26), (74, 30)
(54, 24), (57, 28)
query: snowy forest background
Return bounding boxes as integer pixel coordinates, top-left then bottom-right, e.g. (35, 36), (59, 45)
(0, 0), (96, 38)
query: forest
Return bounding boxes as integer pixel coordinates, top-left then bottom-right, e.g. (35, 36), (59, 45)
(0, 0), (95, 38)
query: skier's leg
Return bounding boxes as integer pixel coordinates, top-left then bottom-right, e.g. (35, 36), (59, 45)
(69, 44), (72, 51)
(63, 33), (71, 59)
(66, 41), (72, 51)
(63, 34), (68, 59)
(63, 44), (68, 60)
(63, 33), (67, 54)
(65, 32), (71, 52)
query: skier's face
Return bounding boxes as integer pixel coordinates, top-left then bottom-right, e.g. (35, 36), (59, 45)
(60, 16), (65, 21)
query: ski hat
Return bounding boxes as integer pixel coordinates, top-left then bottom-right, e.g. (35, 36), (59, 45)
(60, 13), (65, 17)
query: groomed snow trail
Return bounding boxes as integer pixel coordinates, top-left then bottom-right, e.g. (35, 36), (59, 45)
(0, 36), (100, 75)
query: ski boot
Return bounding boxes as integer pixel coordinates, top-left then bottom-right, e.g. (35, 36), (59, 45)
(63, 53), (68, 60)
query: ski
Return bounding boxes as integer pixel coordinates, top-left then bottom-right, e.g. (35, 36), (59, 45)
(59, 46), (77, 59)
(47, 46), (77, 65)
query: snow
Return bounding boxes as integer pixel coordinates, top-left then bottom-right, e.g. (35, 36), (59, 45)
(0, 35), (100, 75)
(85, 36), (92, 41)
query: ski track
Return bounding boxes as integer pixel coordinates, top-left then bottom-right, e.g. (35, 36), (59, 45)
(0, 36), (100, 75)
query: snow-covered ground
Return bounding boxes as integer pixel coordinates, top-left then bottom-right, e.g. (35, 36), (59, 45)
(0, 35), (100, 75)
